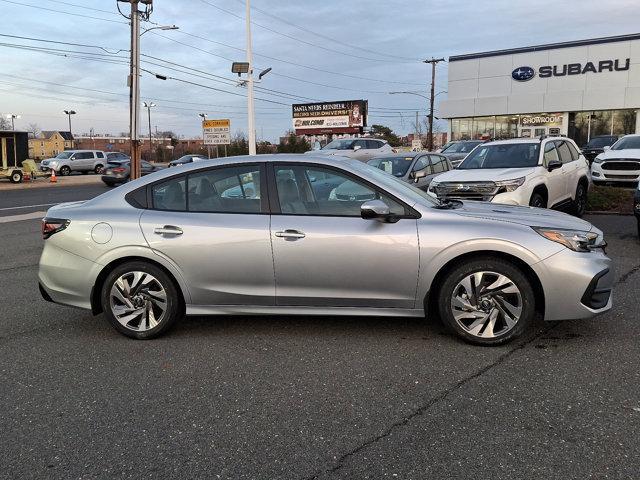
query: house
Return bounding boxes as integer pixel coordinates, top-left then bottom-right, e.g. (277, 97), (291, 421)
(28, 131), (74, 160)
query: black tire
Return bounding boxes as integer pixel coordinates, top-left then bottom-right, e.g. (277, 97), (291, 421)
(101, 261), (181, 340)
(9, 170), (23, 184)
(437, 257), (536, 346)
(572, 181), (588, 217)
(94, 164), (104, 174)
(529, 192), (546, 208)
(102, 180), (116, 188)
(59, 165), (71, 176)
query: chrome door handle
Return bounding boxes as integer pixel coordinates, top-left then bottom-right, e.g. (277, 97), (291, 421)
(154, 225), (183, 235)
(275, 229), (305, 239)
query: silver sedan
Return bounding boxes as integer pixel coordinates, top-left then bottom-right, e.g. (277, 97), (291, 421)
(38, 155), (613, 345)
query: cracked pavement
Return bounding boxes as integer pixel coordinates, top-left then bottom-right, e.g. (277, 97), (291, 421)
(1, 187), (639, 480)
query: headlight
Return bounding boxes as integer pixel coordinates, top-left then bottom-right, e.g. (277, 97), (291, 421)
(495, 177), (525, 192)
(593, 156), (603, 164)
(428, 182), (438, 193)
(532, 227), (600, 252)
(49, 161), (58, 167)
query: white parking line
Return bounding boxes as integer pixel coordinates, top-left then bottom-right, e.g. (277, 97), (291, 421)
(0, 202), (59, 211)
(0, 211), (47, 223)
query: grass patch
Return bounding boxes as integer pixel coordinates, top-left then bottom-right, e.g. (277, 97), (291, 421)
(587, 186), (635, 213)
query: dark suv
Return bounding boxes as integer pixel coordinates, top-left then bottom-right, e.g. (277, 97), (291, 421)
(581, 135), (618, 164)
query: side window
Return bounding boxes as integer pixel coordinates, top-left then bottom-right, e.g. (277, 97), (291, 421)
(412, 155), (430, 172)
(274, 165), (406, 217)
(188, 165), (261, 214)
(367, 140), (381, 150)
(354, 140), (368, 149)
(543, 142), (559, 164)
(96, 152), (104, 159)
(80, 152), (94, 160)
(141, 161), (152, 169)
(429, 155), (448, 173)
(556, 141), (573, 164)
(567, 142), (581, 161)
(152, 176), (186, 211)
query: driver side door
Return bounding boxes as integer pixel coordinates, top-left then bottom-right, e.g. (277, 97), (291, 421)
(268, 163), (420, 308)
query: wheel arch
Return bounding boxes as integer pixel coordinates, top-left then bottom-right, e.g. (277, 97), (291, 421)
(423, 250), (545, 322)
(90, 255), (187, 315)
(530, 183), (549, 206)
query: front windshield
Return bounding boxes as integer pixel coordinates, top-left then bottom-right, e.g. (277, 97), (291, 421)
(442, 141), (481, 154)
(458, 143), (540, 169)
(585, 137), (615, 148)
(611, 136), (640, 150)
(367, 156), (414, 177)
(55, 152), (73, 159)
(323, 139), (355, 150)
(349, 160), (439, 206)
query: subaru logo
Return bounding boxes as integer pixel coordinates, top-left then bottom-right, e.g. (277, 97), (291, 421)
(512, 66), (535, 81)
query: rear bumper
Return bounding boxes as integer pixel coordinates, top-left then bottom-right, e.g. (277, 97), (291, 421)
(531, 248), (614, 321)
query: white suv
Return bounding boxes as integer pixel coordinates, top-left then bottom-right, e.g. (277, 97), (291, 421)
(590, 134), (640, 185)
(308, 137), (394, 162)
(427, 137), (590, 216)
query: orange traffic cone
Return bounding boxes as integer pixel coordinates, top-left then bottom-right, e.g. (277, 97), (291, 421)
(50, 169), (57, 183)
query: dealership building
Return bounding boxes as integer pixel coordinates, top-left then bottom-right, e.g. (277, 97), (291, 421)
(440, 33), (640, 146)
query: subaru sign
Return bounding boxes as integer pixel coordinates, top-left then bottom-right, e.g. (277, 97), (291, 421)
(512, 66), (536, 81)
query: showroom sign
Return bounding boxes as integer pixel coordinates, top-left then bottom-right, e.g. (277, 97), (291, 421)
(512, 58), (630, 81)
(520, 113), (563, 126)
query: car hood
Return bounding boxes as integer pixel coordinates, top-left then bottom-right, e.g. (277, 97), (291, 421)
(597, 149), (640, 160)
(432, 167), (537, 183)
(41, 157), (59, 164)
(452, 200), (594, 231)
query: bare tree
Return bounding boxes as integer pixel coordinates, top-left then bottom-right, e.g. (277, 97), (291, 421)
(27, 123), (41, 138)
(0, 116), (11, 130)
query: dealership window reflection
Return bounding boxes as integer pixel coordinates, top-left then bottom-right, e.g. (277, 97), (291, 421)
(568, 109), (636, 147)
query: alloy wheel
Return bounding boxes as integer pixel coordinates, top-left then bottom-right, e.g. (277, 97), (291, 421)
(450, 271), (522, 338)
(109, 271), (167, 331)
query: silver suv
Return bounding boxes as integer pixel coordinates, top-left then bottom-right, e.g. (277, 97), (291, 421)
(38, 155), (612, 346)
(40, 150), (107, 175)
(309, 137), (394, 162)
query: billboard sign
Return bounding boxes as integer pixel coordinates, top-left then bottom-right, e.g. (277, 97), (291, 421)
(292, 100), (367, 135)
(203, 119), (231, 145)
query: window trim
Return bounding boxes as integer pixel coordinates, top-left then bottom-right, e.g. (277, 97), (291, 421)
(266, 162), (420, 219)
(146, 163), (269, 214)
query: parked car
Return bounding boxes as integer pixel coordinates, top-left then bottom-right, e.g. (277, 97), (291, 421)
(101, 160), (163, 187)
(428, 137), (590, 216)
(581, 135), (618, 164)
(308, 137), (394, 162)
(439, 140), (484, 167)
(39, 150), (107, 175)
(591, 134), (640, 186)
(106, 152), (131, 162)
(634, 182), (640, 238)
(168, 154), (208, 167)
(367, 153), (452, 190)
(39, 154), (612, 346)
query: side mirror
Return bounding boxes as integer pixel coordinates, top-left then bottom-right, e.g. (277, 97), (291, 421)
(412, 169), (428, 182)
(603, 145), (611, 151)
(353, 145), (362, 151)
(547, 160), (562, 172)
(361, 199), (395, 223)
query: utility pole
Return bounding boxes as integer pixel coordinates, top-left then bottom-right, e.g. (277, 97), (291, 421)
(424, 58), (445, 151)
(246, 0), (256, 155)
(143, 101), (155, 160)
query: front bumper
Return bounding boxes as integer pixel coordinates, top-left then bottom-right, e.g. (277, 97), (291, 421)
(531, 248), (614, 321)
(591, 162), (640, 184)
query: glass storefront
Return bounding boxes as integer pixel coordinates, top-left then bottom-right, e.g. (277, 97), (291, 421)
(568, 110), (637, 147)
(451, 109), (637, 144)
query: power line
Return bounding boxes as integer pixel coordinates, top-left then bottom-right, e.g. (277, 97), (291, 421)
(233, 0), (421, 62)
(0, 33), (128, 54)
(0, 0), (127, 24)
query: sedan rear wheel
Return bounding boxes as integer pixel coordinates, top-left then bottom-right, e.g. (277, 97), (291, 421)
(101, 262), (180, 339)
(438, 258), (535, 346)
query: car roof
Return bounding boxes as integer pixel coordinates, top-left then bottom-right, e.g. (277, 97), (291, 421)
(480, 137), (575, 146)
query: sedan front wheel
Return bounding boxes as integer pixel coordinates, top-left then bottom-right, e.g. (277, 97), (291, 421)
(438, 258), (536, 346)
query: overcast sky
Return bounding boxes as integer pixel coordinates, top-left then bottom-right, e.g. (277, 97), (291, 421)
(1, 0), (638, 141)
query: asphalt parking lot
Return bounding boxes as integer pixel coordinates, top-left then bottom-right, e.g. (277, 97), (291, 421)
(1, 185), (639, 479)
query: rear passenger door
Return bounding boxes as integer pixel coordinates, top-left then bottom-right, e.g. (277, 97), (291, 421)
(542, 142), (566, 206)
(556, 140), (579, 200)
(138, 164), (275, 306)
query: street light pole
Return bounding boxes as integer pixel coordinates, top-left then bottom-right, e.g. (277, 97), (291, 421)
(63, 110), (76, 135)
(245, 0), (256, 155)
(128, 0), (142, 179)
(199, 113), (211, 158)
(7, 114), (20, 130)
(143, 101), (156, 160)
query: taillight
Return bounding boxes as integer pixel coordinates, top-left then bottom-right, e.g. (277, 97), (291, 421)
(113, 167), (126, 173)
(42, 218), (70, 239)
